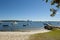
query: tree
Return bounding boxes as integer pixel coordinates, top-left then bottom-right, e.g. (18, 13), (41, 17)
(44, 0), (60, 17)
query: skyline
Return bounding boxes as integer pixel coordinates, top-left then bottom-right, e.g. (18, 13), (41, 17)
(0, 0), (60, 21)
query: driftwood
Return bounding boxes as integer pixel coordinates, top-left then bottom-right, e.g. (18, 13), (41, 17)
(44, 23), (60, 30)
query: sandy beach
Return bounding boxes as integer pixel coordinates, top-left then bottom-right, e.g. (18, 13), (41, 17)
(0, 29), (50, 40)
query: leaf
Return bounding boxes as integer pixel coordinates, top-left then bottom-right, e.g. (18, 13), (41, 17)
(56, 4), (60, 8)
(46, 0), (48, 3)
(51, 1), (55, 5)
(50, 11), (56, 17)
(50, 8), (57, 12)
(50, 14), (55, 17)
(50, 8), (57, 17)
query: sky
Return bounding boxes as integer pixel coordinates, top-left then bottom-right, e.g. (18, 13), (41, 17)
(0, 0), (60, 21)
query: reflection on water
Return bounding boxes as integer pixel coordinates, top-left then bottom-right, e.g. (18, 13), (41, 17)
(0, 21), (60, 31)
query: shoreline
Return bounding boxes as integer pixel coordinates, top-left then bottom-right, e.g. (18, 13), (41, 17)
(0, 29), (50, 34)
(0, 29), (50, 40)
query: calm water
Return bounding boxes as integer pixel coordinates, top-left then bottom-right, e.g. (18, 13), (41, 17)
(0, 21), (60, 31)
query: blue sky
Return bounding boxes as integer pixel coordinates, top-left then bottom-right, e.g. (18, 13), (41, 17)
(0, 0), (60, 21)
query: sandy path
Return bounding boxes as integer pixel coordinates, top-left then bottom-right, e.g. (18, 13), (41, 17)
(0, 30), (50, 40)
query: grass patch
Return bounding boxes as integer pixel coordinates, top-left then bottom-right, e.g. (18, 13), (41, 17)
(29, 30), (60, 40)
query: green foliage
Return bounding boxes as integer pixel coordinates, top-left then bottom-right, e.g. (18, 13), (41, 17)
(50, 8), (57, 17)
(44, 0), (60, 17)
(46, 0), (48, 3)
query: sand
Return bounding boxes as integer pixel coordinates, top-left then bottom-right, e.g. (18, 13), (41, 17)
(0, 29), (50, 40)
